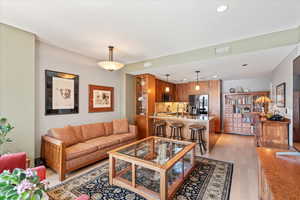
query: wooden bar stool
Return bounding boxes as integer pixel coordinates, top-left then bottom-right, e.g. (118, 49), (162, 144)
(153, 120), (166, 137)
(170, 122), (184, 140)
(189, 124), (206, 155)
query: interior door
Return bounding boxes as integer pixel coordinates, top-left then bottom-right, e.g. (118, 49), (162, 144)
(293, 56), (300, 149)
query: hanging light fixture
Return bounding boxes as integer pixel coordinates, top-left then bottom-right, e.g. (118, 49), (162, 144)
(98, 46), (124, 71)
(165, 74), (170, 92)
(195, 71), (200, 91)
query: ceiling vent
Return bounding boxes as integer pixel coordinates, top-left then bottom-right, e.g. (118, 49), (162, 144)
(215, 46), (231, 55)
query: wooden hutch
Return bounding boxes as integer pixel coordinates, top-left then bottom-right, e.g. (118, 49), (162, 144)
(135, 74), (156, 139)
(223, 91), (270, 135)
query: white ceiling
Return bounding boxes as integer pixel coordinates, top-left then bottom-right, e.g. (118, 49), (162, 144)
(129, 45), (296, 82)
(1, 0), (300, 64)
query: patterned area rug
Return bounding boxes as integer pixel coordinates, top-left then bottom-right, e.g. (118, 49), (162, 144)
(47, 157), (233, 200)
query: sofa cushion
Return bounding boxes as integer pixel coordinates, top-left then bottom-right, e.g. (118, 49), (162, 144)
(65, 143), (97, 161)
(112, 119), (129, 134)
(85, 136), (120, 150)
(50, 126), (80, 147)
(70, 125), (84, 142)
(103, 122), (113, 135)
(118, 132), (136, 143)
(81, 122), (106, 141)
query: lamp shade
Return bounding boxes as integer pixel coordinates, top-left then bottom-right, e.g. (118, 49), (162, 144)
(98, 46), (124, 71)
(97, 61), (124, 71)
(255, 96), (272, 104)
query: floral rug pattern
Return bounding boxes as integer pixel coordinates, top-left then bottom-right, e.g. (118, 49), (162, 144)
(47, 157), (233, 200)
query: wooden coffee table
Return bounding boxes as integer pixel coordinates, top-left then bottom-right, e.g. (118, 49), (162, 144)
(108, 136), (196, 200)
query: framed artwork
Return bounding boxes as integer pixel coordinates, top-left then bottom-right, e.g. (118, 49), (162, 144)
(276, 82), (286, 107)
(89, 85), (114, 112)
(45, 70), (79, 115)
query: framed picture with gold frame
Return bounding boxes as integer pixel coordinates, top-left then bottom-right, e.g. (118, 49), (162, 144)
(89, 85), (114, 112)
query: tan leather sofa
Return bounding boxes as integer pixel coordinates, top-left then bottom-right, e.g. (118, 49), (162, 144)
(41, 119), (137, 181)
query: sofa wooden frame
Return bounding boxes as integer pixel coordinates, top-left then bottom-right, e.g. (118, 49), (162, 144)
(41, 125), (138, 181)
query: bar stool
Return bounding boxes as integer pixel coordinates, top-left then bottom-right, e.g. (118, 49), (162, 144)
(170, 122), (184, 140)
(153, 120), (166, 137)
(189, 124), (206, 155)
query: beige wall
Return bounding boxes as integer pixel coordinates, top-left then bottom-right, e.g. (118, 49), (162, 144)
(0, 24), (36, 162)
(271, 47), (298, 146)
(35, 41), (125, 157)
(123, 73), (136, 124)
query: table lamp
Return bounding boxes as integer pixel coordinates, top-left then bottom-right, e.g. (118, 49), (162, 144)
(255, 96), (272, 116)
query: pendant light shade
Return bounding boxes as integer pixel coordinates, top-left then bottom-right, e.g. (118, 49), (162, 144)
(98, 46), (124, 71)
(195, 71), (200, 91)
(165, 74), (170, 93)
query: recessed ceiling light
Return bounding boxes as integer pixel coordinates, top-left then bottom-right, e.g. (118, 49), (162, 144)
(212, 75), (218, 78)
(217, 5), (228, 13)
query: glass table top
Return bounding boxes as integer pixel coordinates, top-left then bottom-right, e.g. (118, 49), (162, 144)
(116, 137), (189, 165)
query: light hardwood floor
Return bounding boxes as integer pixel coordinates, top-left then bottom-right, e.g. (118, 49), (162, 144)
(47, 134), (259, 200)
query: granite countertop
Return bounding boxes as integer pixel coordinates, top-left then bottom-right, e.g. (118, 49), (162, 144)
(150, 114), (214, 122)
(257, 147), (300, 200)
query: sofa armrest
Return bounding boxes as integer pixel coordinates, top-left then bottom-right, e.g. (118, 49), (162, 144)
(41, 135), (66, 181)
(129, 125), (138, 137)
(42, 135), (64, 146)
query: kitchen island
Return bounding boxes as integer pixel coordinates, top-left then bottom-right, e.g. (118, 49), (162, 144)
(150, 114), (220, 153)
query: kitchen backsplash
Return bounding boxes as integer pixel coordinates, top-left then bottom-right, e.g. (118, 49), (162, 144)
(155, 102), (188, 113)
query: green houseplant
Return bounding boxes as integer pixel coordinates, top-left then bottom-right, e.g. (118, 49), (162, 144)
(0, 168), (48, 200)
(0, 117), (14, 156)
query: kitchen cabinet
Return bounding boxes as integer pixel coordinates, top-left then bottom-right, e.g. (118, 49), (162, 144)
(175, 80), (222, 132)
(155, 79), (176, 102)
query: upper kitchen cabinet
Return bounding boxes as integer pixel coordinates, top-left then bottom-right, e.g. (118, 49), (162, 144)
(175, 81), (210, 102)
(155, 79), (176, 102)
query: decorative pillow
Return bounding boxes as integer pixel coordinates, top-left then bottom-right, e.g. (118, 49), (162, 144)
(50, 126), (79, 147)
(103, 122), (113, 135)
(81, 122), (106, 141)
(113, 119), (129, 134)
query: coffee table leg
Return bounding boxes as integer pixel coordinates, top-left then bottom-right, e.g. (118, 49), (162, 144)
(160, 170), (168, 200)
(191, 147), (195, 167)
(109, 155), (115, 185)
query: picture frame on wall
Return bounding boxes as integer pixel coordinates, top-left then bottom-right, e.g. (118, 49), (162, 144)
(89, 85), (114, 112)
(45, 70), (79, 115)
(276, 82), (286, 108)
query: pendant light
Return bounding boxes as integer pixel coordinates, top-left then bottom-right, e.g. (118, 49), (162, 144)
(98, 46), (124, 71)
(165, 74), (170, 93)
(195, 71), (200, 91)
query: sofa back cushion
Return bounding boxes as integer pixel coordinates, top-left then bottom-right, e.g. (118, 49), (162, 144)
(103, 122), (113, 135)
(113, 119), (129, 134)
(50, 126), (80, 147)
(70, 125), (84, 142)
(81, 122), (106, 141)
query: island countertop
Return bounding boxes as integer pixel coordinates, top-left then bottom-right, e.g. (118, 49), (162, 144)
(149, 114), (219, 154)
(149, 114), (215, 122)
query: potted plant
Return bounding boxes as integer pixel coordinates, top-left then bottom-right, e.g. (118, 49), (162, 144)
(0, 117), (14, 156)
(0, 168), (48, 200)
